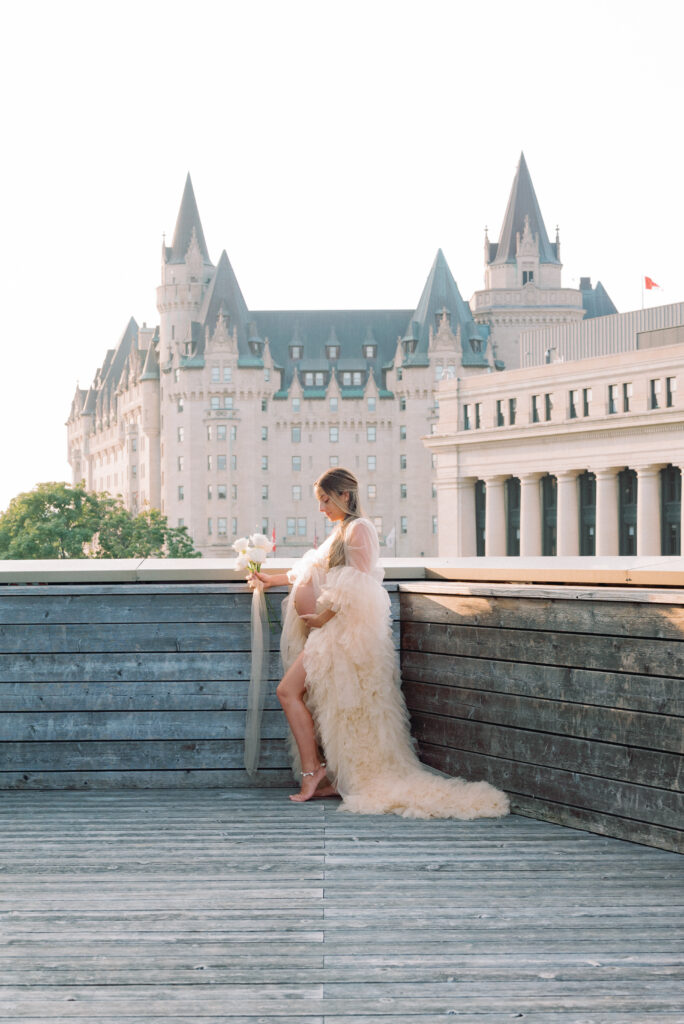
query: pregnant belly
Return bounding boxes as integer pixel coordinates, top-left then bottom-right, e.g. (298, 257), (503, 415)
(294, 580), (317, 618)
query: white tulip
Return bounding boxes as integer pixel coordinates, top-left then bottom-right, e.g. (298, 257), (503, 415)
(232, 536), (250, 554)
(235, 553), (250, 570)
(246, 547), (263, 564)
(250, 533), (272, 550)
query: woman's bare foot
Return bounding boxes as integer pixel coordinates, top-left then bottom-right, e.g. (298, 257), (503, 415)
(289, 763), (328, 802)
(311, 782), (340, 799)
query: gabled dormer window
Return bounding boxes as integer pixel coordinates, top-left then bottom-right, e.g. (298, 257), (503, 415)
(522, 270), (534, 285)
(290, 345), (303, 360)
(326, 345), (340, 360)
(363, 344), (377, 359)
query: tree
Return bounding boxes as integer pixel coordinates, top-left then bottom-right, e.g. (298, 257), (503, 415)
(0, 482), (201, 559)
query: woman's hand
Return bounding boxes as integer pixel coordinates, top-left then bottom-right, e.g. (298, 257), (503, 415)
(300, 609), (335, 629)
(247, 570), (273, 590)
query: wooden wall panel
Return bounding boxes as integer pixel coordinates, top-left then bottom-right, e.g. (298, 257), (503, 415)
(400, 585), (684, 853)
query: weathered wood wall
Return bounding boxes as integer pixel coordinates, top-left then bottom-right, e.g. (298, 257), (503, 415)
(0, 582), (399, 791)
(400, 582), (684, 853)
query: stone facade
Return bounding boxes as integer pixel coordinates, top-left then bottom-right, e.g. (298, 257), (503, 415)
(427, 309), (684, 558)
(67, 155), (614, 556)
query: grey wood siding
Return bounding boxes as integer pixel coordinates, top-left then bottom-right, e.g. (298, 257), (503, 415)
(399, 584), (684, 853)
(0, 583), (399, 791)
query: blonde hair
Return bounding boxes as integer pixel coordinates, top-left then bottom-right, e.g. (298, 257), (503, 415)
(314, 467), (363, 568)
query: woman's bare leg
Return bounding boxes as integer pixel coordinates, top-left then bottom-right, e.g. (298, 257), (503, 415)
(277, 651), (327, 801)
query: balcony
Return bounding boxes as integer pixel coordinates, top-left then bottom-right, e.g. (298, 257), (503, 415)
(0, 558), (682, 1018)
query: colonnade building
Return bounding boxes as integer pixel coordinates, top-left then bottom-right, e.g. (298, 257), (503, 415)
(427, 303), (684, 558)
(67, 155), (616, 556)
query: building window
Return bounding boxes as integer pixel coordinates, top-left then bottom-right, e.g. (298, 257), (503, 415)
(399, 425), (407, 440)
(544, 393), (553, 421)
(261, 398), (267, 412)
(262, 456), (268, 470)
(206, 426), (212, 440)
(400, 483), (407, 499)
(174, 368), (179, 382)
(177, 426), (184, 442)
(432, 515), (438, 535)
(522, 270), (534, 284)
(207, 485), (213, 500)
(367, 426), (376, 442)
(215, 425), (225, 441)
(475, 403), (482, 429)
(130, 438), (138, 452)
(177, 398), (184, 413)
(178, 485), (184, 501)
(293, 485), (302, 501)
(261, 426), (268, 441)
(608, 384), (618, 414)
(531, 395), (540, 423)
(131, 465), (137, 478)
(326, 345), (340, 359)
(583, 387), (592, 416)
(400, 455), (407, 470)
(297, 517), (307, 536)
(508, 397), (517, 425)
(432, 483), (437, 499)
(207, 455), (213, 471)
(304, 372), (314, 386)
(262, 518), (269, 535)
(230, 426), (237, 441)
(177, 518), (184, 528)
(217, 455), (227, 471)
(496, 400), (504, 427)
(667, 377), (676, 407)
(232, 484), (237, 500)
(400, 516), (408, 534)
(217, 485), (227, 499)
(262, 485), (268, 500)
(264, 368), (270, 382)
(367, 397), (376, 412)
(330, 427), (339, 443)
(367, 455), (376, 471)
(292, 456), (301, 472)
(505, 477), (521, 556)
(211, 366), (220, 383)
(231, 454), (237, 470)
(329, 397), (338, 412)
(223, 396), (233, 410)
(464, 404), (471, 431)
(569, 389), (578, 419)
(290, 345), (303, 360)
(207, 518), (213, 535)
(223, 367), (232, 383)
(287, 517), (296, 535)
(292, 427), (301, 443)
(218, 517), (227, 536)
(399, 397), (406, 411)
(623, 382), (632, 412)
(367, 484), (376, 499)
(329, 455), (339, 466)
(177, 456), (184, 471)
(292, 397), (300, 412)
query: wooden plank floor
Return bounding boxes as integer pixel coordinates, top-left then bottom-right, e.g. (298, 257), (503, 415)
(0, 790), (682, 1023)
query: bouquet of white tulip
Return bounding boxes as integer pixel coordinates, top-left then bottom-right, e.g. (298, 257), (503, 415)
(232, 532), (275, 778)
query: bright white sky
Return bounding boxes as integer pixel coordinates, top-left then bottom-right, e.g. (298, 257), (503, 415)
(1, 0), (682, 513)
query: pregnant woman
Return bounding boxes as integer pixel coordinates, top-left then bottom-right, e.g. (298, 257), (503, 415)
(249, 467), (509, 819)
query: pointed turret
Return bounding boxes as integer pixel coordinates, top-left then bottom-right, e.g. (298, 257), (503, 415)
(404, 250), (488, 367)
(491, 153), (559, 265)
(168, 173), (211, 264)
(140, 340), (160, 381)
(199, 250), (251, 346)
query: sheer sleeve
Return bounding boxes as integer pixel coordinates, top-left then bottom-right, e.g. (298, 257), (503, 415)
(344, 518), (380, 574)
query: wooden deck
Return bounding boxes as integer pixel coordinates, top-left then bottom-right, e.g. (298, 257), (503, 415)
(1, 789), (682, 1022)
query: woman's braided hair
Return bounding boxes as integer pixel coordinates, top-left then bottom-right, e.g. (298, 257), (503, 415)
(314, 467), (363, 568)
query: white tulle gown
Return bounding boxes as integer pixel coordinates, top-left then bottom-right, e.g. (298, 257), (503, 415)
(279, 517), (509, 819)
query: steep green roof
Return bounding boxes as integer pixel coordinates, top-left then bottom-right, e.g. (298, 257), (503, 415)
(580, 277), (618, 319)
(490, 152), (560, 266)
(167, 174), (211, 265)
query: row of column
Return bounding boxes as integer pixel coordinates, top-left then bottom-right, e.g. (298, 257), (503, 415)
(451, 465), (674, 557)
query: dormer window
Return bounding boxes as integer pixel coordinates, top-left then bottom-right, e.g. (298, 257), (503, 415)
(290, 345), (303, 360)
(326, 345), (340, 360)
(363, 345), (377, 359)
(522, 270), (534, 285)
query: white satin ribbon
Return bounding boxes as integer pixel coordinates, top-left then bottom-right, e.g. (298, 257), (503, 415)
(244, 582), (270, 777)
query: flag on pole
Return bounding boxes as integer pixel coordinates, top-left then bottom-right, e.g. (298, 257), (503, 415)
(645, 276), (661, 290)
(271, 525), (276, 554)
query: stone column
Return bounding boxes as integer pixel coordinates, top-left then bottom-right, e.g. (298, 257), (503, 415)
(636, 465), (662, 556)
(455, 478), (477, 557)
(595, 468), (620, 556)
(484, 476), (506, 557)
(556, 470), (580, 556)
(520, 473), (543, 556)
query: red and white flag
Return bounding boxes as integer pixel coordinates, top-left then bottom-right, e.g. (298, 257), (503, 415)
(645, 276), (661, 290)
(271, 525), (276, 554)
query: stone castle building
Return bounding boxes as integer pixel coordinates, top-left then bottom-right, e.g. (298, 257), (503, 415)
(67, 154), (615, 555)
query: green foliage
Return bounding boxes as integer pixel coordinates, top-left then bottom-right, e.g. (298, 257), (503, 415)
(0, 482), (201, 560)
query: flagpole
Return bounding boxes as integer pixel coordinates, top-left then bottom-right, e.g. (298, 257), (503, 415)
(641, 275), (644, 311)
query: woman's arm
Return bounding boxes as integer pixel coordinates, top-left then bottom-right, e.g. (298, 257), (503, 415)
(247, 570), (291, 590)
